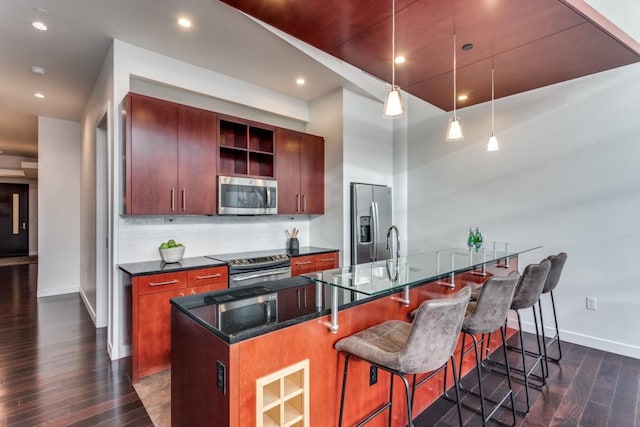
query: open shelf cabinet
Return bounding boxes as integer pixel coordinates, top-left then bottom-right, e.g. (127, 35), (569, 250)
(218, 118), (274, 178)
(256, 359), (309, 427)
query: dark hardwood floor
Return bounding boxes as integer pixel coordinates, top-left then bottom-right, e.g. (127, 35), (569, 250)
(415, 330), (640, 426)
(0, 264), (152, 427)
(1, 263), (638, 426)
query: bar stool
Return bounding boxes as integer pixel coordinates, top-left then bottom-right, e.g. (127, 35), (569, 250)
(335, 286), (471, 427)
(538, 252), (568, 364)
(485, 259), (550, 415)
(457, 272), (520, 426)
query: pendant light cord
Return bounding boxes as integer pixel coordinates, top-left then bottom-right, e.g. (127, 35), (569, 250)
(392, 0), (396, 87)
(452, 33), (457, 118)
(491, 67), (495, 134)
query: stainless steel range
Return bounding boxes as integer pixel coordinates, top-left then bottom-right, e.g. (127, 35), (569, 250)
(206, 250), (291, 287)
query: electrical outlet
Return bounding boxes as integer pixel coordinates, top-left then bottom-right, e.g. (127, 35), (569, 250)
(369, 365), (378, 386)
(217, 360), (226, 395)
(586, 297), (597, 311)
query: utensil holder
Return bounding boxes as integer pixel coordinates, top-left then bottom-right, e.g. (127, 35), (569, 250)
(287, 237), (299, 254)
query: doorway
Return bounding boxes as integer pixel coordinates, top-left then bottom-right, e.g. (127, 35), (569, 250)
(0, 183), (29, 257)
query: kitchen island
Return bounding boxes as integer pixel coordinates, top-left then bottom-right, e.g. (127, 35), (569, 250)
(170, 243), (540, 426)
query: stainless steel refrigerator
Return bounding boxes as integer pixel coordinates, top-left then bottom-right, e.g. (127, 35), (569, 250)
(351, 182), (393, 265)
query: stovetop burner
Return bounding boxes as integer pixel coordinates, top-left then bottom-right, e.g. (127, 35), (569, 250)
(206, 249), (290, 269)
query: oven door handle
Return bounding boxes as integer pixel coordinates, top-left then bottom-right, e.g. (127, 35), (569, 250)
(231, 267), (291, 282)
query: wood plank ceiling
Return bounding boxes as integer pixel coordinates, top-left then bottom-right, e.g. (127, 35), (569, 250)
(221, 0), (640, 111)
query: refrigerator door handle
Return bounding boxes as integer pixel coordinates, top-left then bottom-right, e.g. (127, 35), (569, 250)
(371, 202), (379, 261)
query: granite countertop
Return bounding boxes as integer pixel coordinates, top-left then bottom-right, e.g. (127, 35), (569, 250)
(170, 276), (329, 344)
(118, 256), (227, 276)
(286, 246), (338, 257)
(118, 247), (338, 276)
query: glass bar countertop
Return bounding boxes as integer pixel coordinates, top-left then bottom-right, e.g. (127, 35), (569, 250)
(301, 242), (541, 296)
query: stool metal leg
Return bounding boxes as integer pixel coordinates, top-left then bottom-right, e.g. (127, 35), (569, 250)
(536, 302), (550, 379)
(449, 355), (464, 427)
(338, 354), (351, 427)
(541, 291), (563, 362)
(501, 324), (517, 426)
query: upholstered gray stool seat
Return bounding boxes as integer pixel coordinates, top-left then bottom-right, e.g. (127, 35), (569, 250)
(335, 286), (471, 427)
(539, 252), (568, 363)
(485, 259), (551, 415)
(457, 272), (520, 426)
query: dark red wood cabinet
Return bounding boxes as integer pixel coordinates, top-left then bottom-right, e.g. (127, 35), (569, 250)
(290, 252), (338, 277)
(131, 266), (228, 383)
(276, 129), (324, 214)
(125, 93), (216, 215)
(218, 116), (275, 178)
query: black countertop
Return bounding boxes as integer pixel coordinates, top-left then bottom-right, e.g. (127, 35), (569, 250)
(170, 276), (333, 344)
(118, 256), (227, 276)
(118, 246), (338, 276)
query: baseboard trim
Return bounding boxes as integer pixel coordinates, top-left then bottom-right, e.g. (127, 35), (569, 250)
(519, 320), (640, 360)
(79, 289), (98, 327)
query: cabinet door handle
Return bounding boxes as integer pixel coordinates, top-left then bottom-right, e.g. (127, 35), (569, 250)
(302, 194), (306, 212)
(303, 287), (308, 307)
(148, 279), (180, 287)
(195, 273), (222, 280)
(297, 289), (301, 308)
(182, 188), (186, 211)
(296, 194), (300, 212)
(318, 258), (334, 262)
(295, 261), (313, 266)
(171, 188), (175, 212)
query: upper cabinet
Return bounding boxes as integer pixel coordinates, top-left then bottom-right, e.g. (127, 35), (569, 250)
(123, 93), (325, 216)
(124, 93), (217, 215)
(218, 117), (274, 178)
(276, 129), (325, 215)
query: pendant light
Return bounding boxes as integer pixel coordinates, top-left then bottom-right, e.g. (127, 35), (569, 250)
(445, 34), (463, 141)
(486, 67), (499, 151)
(383, 0), (405, 118)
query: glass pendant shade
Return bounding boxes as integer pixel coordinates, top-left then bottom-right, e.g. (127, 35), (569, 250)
(446, 34), (463, 141)
(486, 134), (499, 151)
(446, 117), (464, 141)
(383, 86), (405, 118)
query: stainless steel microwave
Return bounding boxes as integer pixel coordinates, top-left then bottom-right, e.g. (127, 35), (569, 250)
(218, 176), (277, 215)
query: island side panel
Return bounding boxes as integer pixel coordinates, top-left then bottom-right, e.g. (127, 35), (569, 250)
(171, 306), (235, 426)
(233, 262), (519, 426)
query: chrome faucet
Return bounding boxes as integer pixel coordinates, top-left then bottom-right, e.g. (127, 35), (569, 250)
(386, 225), (400, 261)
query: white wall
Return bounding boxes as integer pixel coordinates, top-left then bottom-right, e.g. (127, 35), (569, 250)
(307, 90), (344, 259)
(405, 62), (640, 359)
(38, 117), (81, 297)
(80, 44), (114, 330)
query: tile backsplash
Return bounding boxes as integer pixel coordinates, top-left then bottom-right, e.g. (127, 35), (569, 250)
(118, 215), (311, 263)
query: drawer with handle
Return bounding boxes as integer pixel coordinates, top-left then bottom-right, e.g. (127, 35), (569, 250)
(314, 253), (338, 270)
(137, 271), (187, 295)
(188, 266), (228, 288)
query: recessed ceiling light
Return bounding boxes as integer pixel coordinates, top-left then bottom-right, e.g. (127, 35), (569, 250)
(31, 66), (47, 75)
(178, 17), (192, 28)
(394, 56), (406, 64)
(458, 94), (468, 101)
(32, 21), (47, 31)
(34, 93), (45, 99)
(295, 78), (305, 86)
(34, 7), (49, 16)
